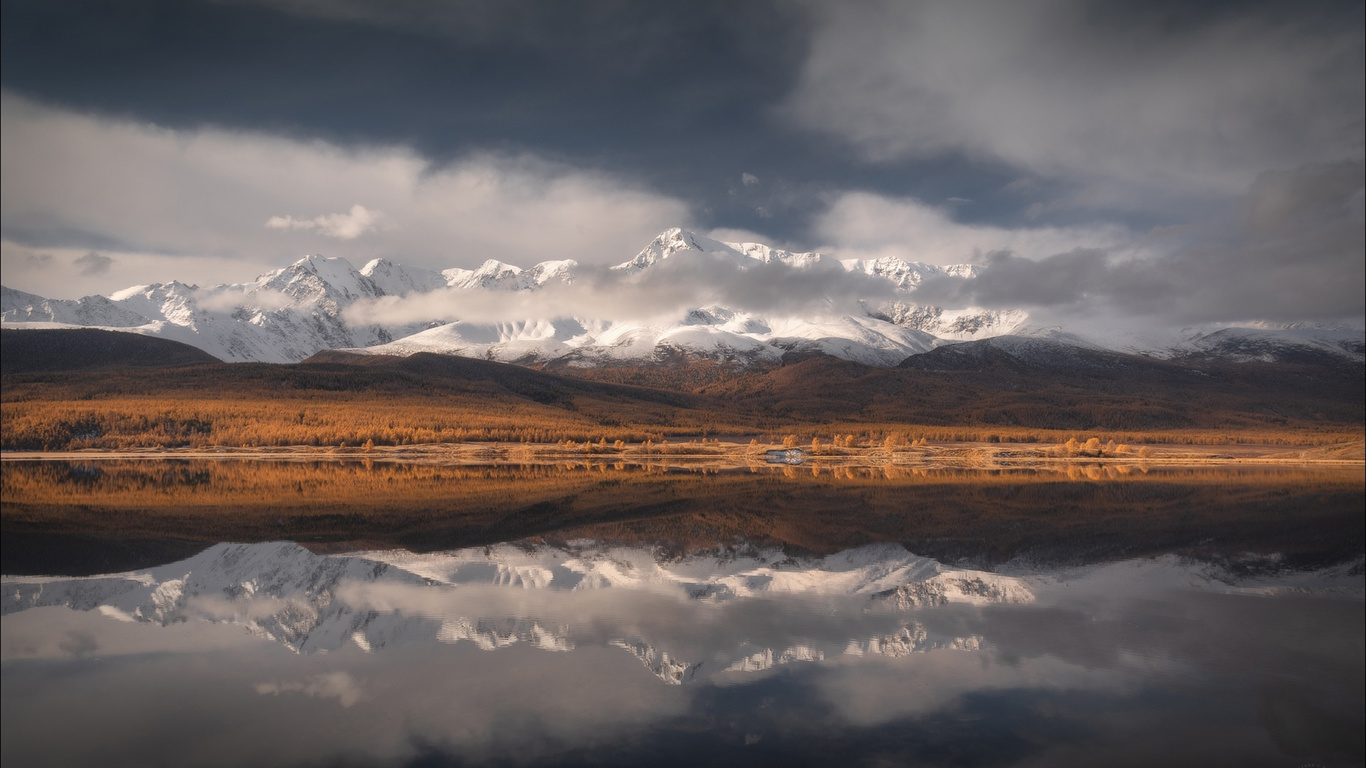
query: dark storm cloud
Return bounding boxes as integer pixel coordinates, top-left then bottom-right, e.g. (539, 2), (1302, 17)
(787, 0), (1365, 220)
(915, 161), (1366, 323)
(0, 0), (794, 236)
(0, 0), (1036, 238)
(1, 0), (1362, 324)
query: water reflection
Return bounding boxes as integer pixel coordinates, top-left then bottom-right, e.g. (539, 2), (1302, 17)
(4, 459), (1363, 571)
(3, 541), (1363, 766)
(3, 459), (1363, 764)
(3, 542), (1026, 673)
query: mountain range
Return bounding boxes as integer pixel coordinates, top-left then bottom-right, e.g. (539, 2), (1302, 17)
(7, 227), (1359, 368)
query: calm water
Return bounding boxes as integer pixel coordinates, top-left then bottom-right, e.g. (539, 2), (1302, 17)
(2, 460), (1363, 767)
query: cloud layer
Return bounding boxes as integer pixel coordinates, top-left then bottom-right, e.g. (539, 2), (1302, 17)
(911, 161), (1366, 323)
(344, 252), (902, 327)
(265, 205), (384, 240)
(813, 192), (1135, 264)
(1, 1), (1360, 325)
(0, 93), (690, 296)
(787, 0), (1364, 213)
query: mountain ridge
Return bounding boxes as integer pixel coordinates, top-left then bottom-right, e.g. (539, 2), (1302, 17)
(3, 227), (1361, 369)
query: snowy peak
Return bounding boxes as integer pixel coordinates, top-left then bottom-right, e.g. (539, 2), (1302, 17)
(527, 259), (577, 286)
(445, 258), (580, 291)
(620, 229), (970, 291)
(871, 302), (1029, 340)
(255, 254), (381, 308)
(615, 228), (826, 273)
(360, 258), (447, 297)
(842, 256), (978, 291)
(104, 281), (205, 328)
(613, 227), (742, 272)
(728, 241), (826, 269)
(448, 259), (529, 290)
(942, 264), (983, 279)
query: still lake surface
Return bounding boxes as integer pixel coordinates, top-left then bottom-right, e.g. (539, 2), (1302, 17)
(2, 458), (1363, 767)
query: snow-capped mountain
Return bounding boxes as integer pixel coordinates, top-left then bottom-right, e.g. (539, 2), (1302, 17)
(900, 324), (1366, 373)
(360, 309), (941, 367)
(3, 227), (1361, 367)
(358, 258), (446, 297)
(2, 285), (151, 328)
(3, 255), (405, 363)
(1171, 326), (1365, 364)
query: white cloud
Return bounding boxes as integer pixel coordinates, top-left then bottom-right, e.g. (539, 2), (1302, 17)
(741, 172), (760, 186)
(193, 286), (295, 313)
(0, 240), (265, 300)
(0, 92), (692, 296)
(266, 204), (384, 239)
(342, 252), (900, 327)
(785, 0), (1364, 211)
(813, 191), (1135, 265)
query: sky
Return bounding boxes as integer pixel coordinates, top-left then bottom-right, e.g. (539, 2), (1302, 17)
(1, 0), (1362, 324)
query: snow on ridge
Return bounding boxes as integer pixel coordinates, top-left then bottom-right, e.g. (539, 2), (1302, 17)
(612, 227), (740, 272)
(352, 310), (940, 367)
(4, 228), (1359, 367)
(360, 258), (447, 297)
(435, 257), (581, 292)
(726, 240), (826, 269)
(2, 284), (152, 328)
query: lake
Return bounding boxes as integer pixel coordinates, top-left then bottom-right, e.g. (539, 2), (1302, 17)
(2, 458), (1363, 766)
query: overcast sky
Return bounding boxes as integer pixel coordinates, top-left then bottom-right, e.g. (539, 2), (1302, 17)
(1, 0), (1362, 323)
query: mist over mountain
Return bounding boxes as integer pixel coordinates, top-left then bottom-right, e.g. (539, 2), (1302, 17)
(3, 227), (1361, 369)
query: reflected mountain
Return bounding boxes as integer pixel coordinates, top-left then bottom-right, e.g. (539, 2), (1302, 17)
(5, 540), (1359, 689)
(3, 541), (1033, 683)
(3, 536), (1362, 768)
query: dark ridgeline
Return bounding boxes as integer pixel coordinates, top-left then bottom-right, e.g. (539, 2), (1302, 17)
(3, 327), (1363, 451)
(1, 328), (220, 373)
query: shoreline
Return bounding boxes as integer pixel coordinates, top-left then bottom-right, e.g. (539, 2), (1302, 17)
(4, 440), (1362, 467)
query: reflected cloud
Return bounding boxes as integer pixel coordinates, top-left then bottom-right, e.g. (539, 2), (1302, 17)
(3, 541), (1024, 681)
(1, 539), (1360, 767)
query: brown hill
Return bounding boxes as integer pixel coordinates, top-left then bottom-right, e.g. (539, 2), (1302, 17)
(1, 328), (220, 373)
(693, 347), (1363, 432)
(2, 335), (1361, 450)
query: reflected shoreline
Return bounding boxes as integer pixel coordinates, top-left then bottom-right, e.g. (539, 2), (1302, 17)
(3, 458), (1363, 576)
(4, 437), (1363, 468)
